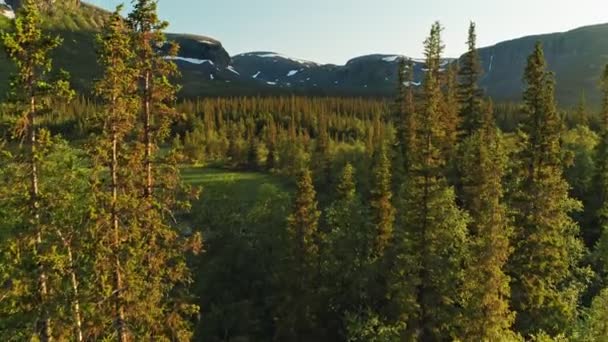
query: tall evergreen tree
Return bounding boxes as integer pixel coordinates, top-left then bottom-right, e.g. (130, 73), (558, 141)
(93, 3), (201, 340)
(392, 57), (416, 188)
(392, 22), (470, 340)
(458, 22), (484, 138)
(455, 23), (517, 339)
(91, 7), (139, 341)
(1, 3), (72, 340)
(277, 169), (322, 341)
(458, 101), (518, 340)
(323, 163), (373, 339)
(127, 0), (180, 199)
(370, 144), (395, 256)
(573, 92), (589, 127)
(509, 42), (585, 338)
(266, 116), (278, 170)
(312, 113), (331, 186)
(594, 64), (608, 289)
(441, 61), (460, 158)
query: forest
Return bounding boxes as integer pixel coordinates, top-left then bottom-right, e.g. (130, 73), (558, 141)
(1, 1), (608, 341)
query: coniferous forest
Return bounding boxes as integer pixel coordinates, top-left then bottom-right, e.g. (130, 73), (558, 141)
(1, 1), (608, 341)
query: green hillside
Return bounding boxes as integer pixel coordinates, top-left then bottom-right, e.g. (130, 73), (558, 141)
(0, 3), (108, 96)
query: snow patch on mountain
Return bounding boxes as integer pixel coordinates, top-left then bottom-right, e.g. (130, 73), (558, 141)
(166, 56), (215, 65)
(382, 55), (402, 62)
(287, 70), (299, 77)
(198, 39), (219, 45)
(226, 66), (240, 75)
(235, 52), (318, 66)
(252, 71), (261, 79)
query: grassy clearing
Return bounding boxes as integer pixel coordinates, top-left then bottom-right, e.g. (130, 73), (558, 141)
(181, 166), (293, 204)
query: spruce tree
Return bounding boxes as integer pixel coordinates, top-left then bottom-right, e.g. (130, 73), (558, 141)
(323, 163), (373, 339)
(441, 61), (460, 158)
(370, 144), (395, 256)
(0, 137), (90, 342)
(594, 64), (608, 289)
(91, 7), (139, 341)
(392, 22), (470, 340)
(1, 3), (72, 340)
(312, 113), (331, 186)
(392, 57), (416, 188)
(458, 101), (518, 340)
(454, 23), (517, 339)
(458, 21), (484, 138)
(573, 92), (589, 127)
(266, 116), (278, 170)
(509, 42), (585, 337)
(277, 169), (321, 341)
(93, 3), (199, 340)
(127, 0), (180, 199)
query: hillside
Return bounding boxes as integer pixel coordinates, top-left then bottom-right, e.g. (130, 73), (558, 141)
(477, 23), (608, 107)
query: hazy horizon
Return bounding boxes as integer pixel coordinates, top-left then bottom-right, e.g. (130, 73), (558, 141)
(85, 0), (608, 64)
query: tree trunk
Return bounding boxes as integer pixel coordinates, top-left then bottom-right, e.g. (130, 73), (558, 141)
(56, 230), (83, 342)
(67, 246), (83, 342)
(112, 125), (128, 342)
(143, 71), (152, 199)
(30, 88), (52, 342)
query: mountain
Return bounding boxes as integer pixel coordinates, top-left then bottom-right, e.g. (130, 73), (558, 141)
(477, 23), (608, 106)
(1, 2), (608, 106)
(227, 52), (441, 96)
(174, 24), (608, 106)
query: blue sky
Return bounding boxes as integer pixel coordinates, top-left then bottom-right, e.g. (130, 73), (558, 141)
(88, 0), (608, 64)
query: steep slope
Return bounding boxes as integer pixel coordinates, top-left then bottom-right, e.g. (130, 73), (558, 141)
(477, 23), (608, 106)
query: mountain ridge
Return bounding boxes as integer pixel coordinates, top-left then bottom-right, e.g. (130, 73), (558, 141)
(1, 2), (607, 106)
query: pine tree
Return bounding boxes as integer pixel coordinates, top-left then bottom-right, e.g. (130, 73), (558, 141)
(458, 22), (484, 138)
(458, 101), (518, 340)
(370, 144), (395, 256)
(594, 64), (608, 289)
(392, 57), (416, 188)
(127, 0), (180, 199)
(266, 116), (278, 170)
(392, 22), (470, 340)
(0, 136), (89, 342)
(1, 3), (73, 340)
(509, 42), (585, 337)
(455, 23), (517, 339)
(277, 169), (322, 341)
(312, 113), (331, 186)
(441, 61), (460, 157)
(323, 163), (373, 339)
(91, 7), (138, 341)
(93, 3), (200, 340)
(573, 92), (589, 127)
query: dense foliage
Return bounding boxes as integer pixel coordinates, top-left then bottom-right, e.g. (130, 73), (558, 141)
(1, 2), (608, 342)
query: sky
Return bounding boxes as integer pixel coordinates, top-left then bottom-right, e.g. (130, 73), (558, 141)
(87, 0), (608, 65)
